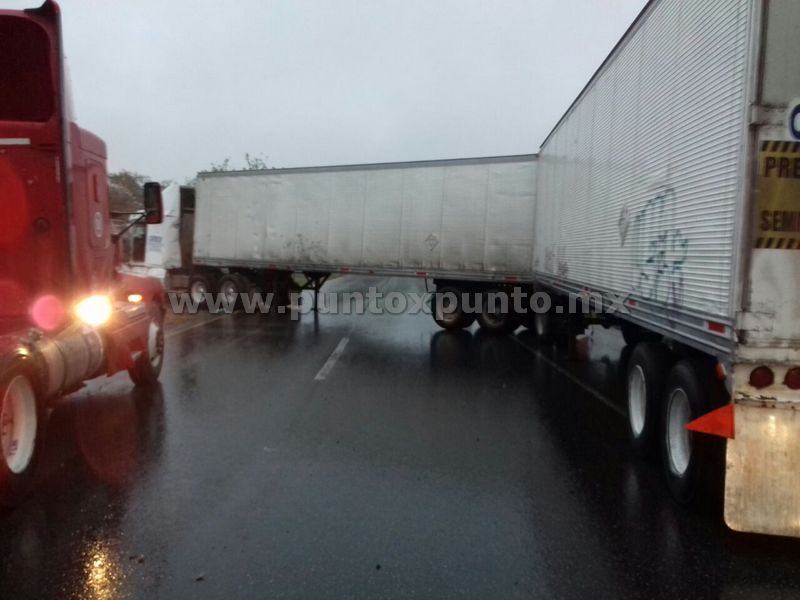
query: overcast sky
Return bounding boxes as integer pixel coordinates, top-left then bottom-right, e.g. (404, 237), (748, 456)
(6, 0), (646, 181)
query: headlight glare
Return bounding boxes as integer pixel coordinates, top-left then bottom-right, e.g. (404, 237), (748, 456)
(74, 295), (112, 327)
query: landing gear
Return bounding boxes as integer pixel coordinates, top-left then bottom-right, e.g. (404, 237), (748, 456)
(299, 271), (331, 311)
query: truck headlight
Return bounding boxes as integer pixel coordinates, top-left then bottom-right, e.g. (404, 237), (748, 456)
(74, 295), (112, 327)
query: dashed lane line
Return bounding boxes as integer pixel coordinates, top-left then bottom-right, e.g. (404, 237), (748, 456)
(314, 337), (350, 381)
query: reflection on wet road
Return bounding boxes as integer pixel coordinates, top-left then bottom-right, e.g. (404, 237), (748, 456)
(1, 276), (799, 599)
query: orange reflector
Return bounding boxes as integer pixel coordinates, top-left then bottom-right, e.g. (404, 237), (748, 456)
(127, 293), (143, 303)
(686, 404), (735, 439)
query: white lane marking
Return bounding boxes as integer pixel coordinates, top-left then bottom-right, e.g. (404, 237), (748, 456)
(511, 336), (625, 418)
(165, 315), (226, 339)
(314, 337), (350, 381)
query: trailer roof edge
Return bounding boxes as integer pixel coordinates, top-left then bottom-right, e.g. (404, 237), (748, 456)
(539, 0), (659, 150)
(197, 153), (538, 178)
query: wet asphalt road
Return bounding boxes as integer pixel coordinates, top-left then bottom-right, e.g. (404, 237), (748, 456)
(2, 276), (800, 599)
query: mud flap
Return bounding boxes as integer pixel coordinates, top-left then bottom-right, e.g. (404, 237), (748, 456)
(725, 402), (800, 537)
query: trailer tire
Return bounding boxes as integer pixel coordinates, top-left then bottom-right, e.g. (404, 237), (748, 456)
(129, 302), (165, 387)
(217, 274), (246, 312)
(621, 321), (662, 346)
(432, 287), (475, 330)
(627, 343), (672, 459)
(476, 289), (518, 335)
(189, 274), (213, 308)
(0, 360), (44, 506)
(660, 360), (720, 505)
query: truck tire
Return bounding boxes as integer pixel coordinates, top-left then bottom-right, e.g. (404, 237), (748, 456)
(626, 343), (673, 459)
(621, 321), (662, 346)
(217, 274), (247, 312)
(189, 274), (213, 308)
(129, 302), (165, 387)
(660, 360), (721, 505)
(432, 286), (475, 330)
(476, 289), (518, 335)
(0, 360), (44, 506)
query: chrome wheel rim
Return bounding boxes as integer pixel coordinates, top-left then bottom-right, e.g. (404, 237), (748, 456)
(666, 388), (692, 476)
(1, 375), (37, 475)
(190, 280), (207, 305)
(628, 365), (646, 437)
(148, 318), (164, 370)
(221, 281), (238, 303)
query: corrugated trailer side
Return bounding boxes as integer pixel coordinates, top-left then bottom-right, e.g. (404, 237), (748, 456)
(533, 0), (800, 538)
(534, 0), (753, 357)
(194, 155), (537, 282)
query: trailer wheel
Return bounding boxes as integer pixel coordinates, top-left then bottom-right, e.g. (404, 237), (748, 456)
(217, 274), (246, 312)
(0, 360), (43, 505)
(660, 360), (720, 505)
(476, 289), (518, 335)
(626, 343), (672, 458)
(621, 321), (662, 346)
(432, 286), (475, 330)
(129, 302), (165, 387)
(189, 274), (212, 308)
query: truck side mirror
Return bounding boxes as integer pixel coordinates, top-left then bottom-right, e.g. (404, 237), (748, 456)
(143, 182), (163, 224)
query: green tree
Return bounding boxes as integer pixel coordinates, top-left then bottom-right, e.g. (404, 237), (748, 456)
(108, 170), (149, 214)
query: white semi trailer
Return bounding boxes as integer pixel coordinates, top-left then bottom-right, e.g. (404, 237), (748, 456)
(143, 0), (800, 538)
(170, 155), (538, 332)
(529, 0), (800, 537)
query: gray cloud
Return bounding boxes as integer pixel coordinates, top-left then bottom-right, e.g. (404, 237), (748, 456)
(4, 0), (646, 181)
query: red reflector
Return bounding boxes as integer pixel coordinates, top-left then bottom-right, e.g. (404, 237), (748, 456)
(707, 321), (726, 334)
(504, 276), (519, 283)
(415, 272), (427, 278)
(627, 298), (637, 306)
(340, 267), (350, 273)
(749, 366), (774, 389)
(785, 368), (800, 390)
(686, 404), (735, 439)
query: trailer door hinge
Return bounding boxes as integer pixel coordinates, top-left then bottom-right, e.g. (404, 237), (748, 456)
(736, 310), (775, 334)
(749, 103), (786, 127)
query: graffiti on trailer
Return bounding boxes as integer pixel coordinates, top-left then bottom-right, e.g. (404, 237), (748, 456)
(621, 187), (688, 306)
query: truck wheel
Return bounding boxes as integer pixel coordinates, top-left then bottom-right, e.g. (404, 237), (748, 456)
(189, 274), (212, 308)
(621, 321), (662, 346)
(217, 274), (246, 312)
(432, 287), (475, 330)
(129, 303), (165, 387)
(660, 360), (719, 505)
(627, 343), (672, 459)
(0, 361), (43, 505)
(476, 290), (518, 335)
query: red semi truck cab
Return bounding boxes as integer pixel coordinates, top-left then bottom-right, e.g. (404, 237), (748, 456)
(0, 1), (166, 502)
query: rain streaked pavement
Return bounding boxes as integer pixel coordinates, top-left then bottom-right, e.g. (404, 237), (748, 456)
(1, 276), (799, 599)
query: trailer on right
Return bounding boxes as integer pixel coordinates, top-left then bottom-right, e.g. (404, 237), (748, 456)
(532, 0), (800, 537)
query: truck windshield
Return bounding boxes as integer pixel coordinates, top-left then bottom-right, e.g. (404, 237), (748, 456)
(0, 17), (55, 122)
